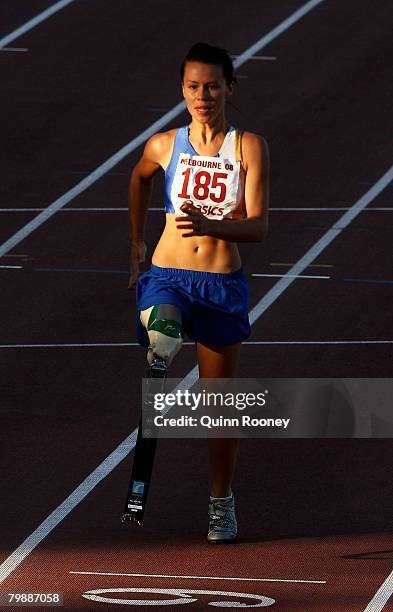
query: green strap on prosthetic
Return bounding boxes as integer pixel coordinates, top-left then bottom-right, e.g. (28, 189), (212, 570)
(147, 305), (183, 338)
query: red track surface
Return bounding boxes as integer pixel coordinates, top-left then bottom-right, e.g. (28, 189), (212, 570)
(1, 0), (393, 610)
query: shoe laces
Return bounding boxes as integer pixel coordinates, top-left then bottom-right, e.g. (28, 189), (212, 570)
(208, 498), (236, 530)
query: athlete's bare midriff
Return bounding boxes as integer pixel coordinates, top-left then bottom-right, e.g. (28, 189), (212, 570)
(152, 214), (241, 272)
(149, 125), (248, 273)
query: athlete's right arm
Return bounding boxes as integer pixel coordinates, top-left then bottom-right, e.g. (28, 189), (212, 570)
(128, 133), (167, 289)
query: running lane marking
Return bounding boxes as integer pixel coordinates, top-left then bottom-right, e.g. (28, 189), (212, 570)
(1, 178), (392, 587)
(0, 47), (29, 52)
(252, 273), (330, 279)
(364, 569), (393, 612)
(0, 0), (76, 50)
(0, 434), (138, 585)
(69, 571), (326, 585)
(231, 54), (277, 61)
(1, 340), (392, 349)
(270, 263), (334, 267)
(0, 0), (327, 258)
(248, 164), (393, 326)
(0, 98), (185, 258)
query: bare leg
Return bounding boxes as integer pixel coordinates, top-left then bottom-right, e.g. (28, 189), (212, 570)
(196, 341), (241, 498)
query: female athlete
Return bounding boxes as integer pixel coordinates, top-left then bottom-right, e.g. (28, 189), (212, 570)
(128, 42), (269, 543)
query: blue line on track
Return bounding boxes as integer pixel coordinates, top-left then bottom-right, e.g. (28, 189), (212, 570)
(33, 267), (129, 274)
(343, 278), (393, 285)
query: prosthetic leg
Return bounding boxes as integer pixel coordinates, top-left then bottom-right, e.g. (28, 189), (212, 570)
(121, 305), (183, 525)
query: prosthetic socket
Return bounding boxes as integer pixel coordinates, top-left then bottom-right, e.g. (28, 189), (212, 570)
(140, 304), (183, 366)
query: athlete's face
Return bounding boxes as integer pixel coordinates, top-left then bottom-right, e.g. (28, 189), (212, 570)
(182, 61), (232, 124)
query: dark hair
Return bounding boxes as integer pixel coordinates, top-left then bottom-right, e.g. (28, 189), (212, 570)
(180, 42), (236, 86)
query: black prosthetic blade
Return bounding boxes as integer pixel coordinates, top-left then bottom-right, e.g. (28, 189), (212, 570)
(121, 359), (166, 525)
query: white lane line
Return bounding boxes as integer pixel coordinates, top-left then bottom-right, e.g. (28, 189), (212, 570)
(270, 263), (334, 267)
(249, 55), (277, 60)
(69, 571), (326, 585)
(0, 0), (76, 50)
(0, 343), (140, 348)
(0, 100), (185, 259)
(249, 164), (393, 326)
(0, 47), (29, 52)
(0, 0), (327, 259)
(2, 207), (393, 213)
(1, 340), (392, 349)
(0, 434), (137, 585)
(0, 267), (327, 279)
(231, 54), (277, 61)
(248, 55), (277, 60)
(0, 207), (162, 212)
(231, 0), (325, 68)
(245, 341), (393, 345)
(258, 207), (393, 211)
(252, 273), (330, 279)
(364, 569), (393, 612)
(70, 171), (130, 176)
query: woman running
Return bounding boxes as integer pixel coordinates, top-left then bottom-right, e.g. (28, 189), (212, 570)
(128, 42), (269, 543)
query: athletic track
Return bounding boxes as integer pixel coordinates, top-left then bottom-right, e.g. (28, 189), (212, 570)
(1, 0), (393, 609)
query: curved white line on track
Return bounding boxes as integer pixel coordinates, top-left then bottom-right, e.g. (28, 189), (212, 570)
(0, 0), (327, 259)
(81, 587), (275, 608)
(0, 0), (76, 49)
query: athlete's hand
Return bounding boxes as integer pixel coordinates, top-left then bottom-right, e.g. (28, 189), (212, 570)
(128, 241), (147, 289)
(175, 201), (212, 237)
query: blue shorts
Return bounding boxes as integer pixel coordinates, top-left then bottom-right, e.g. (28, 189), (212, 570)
(136, 265), (251, 347)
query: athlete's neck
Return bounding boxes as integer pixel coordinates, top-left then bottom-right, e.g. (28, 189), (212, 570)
(188, 118), (229, 147)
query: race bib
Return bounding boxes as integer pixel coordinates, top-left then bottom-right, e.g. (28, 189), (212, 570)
(170, 154), (240, 219)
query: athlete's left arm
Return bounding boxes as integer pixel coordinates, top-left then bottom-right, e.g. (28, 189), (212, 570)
(177, 134), (270, 242)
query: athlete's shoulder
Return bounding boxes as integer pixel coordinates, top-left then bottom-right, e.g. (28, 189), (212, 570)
(142, 129), (180, 170)
(241, 131), (269, 151)
(240, 131), (269, 171)
(144, 129), (178, 162)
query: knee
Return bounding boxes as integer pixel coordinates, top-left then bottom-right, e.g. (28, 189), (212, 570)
(140, 304), (183, 366)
